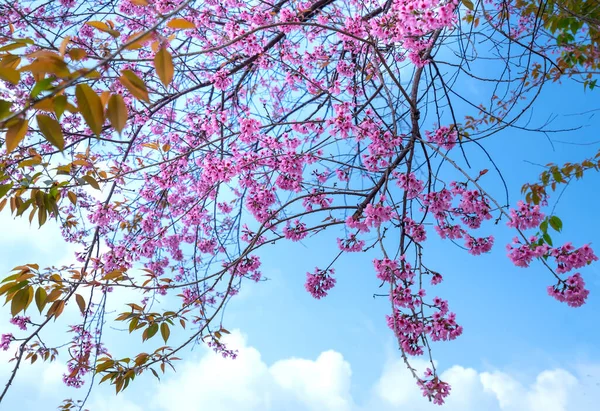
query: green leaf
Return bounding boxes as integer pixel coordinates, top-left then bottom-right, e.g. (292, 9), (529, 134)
(36, 114), (65, 150)
(0, 182), (12, 198)
(160, 322), (170, 343)
(540, 219), (548, 234)
(81, 175), (100, 190)
(31, 78), (54, 99)
(549, 216), (563, 232)
(146, 323), (159, 339)
(11, 287), (29, 316)
(35, 287), (47, 313)
(462, 0), (475, 11)
(543, 232), (553, 246)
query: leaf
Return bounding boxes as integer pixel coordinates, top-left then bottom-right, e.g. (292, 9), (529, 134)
(67, 48), (87, 61)
(67, 191), (77, 205)
(86, 21), (120, 38)
(54, 95), (68, 120)
(36, 114), (65, 150)
(0, 67), (20, 84)
(31, 77), (54, 99)
(0, 183), (12, 198)
(154, 47), (174, 87)
(166, 18), (196, 30)
(0, 55), (21, 70)
(11, 287), (29, 316)
(124, 31), (154, 50)
(47, 300), (65, 319)
(549, 216), (563, 232)
(107, 94), (128, 134)
(5, 118), (28, 153)
(103, 270), (123, 280)
(120, 70), (149, 103)
(462, 0), (475, 11)
(75, 294), (86, 314)
(35, 287), (47, 313)
(146, 323), (159, 340)
(59, 36), (71, 57)
(131, 0), (149, 5)
(160, 322), (170, 342)
(75, 84), (104, 136)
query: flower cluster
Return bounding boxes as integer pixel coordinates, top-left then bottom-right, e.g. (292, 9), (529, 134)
(9, 316), (30, 331)
(305, 267), (336, 299)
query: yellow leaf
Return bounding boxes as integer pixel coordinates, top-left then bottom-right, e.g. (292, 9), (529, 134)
(33, 98), (55, 112)
(82, 175), (100, 190)
(67, 48), (87, 61)
(36, 114), (65, 150)
(75, 84), (104, 136)
(107, 94), (128, 134)
(86, 21), (120, 38)
(59, 36), (71, 57)
(124, 31), (154, 50)
(11, 287), (29, 316)
(67, 191), (77, 205)
(100, 91), (111, 108)
(0, 67), (20, 84)
(154, 47), (174, 87)
(131, 0), (149, 5)
(5, 118), (28, 153)
(0, 55), (21, 69)
(120, 70), (149, 103)
(166, 18), (196, 30)
(75, 294), (86, 314)
(103, 270), (124, 280)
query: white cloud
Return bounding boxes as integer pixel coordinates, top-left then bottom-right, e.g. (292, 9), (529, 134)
(148, 331), (600, 411)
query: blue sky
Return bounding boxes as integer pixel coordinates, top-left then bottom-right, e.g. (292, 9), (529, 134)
(2, 31), (600, 411)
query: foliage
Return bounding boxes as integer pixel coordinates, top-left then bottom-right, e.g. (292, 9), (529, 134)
(0, 0), (598, 407)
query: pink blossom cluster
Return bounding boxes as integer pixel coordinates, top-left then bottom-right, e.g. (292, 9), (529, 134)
(425, 126), (458, 150)
(63, 326), (105, 388)
(507, 201), (544, 230)
(423, 184), (495, 256)
(548, 274), (590, 307)
(283, 220), (309, 241)
(507, 237), (550, 268)
(305, 267), (336, 299)
(9, 316), (30, 331)
(396, 172), (425, 199)
(375, 258), (462, 361)
(1, 333), (12, 351)
(337, 234), (365, 252)
(419, 368), (452, 405)
(207, 338), (238, 359)
(552, 243), (598, 274)
(404, 217), (427, 243)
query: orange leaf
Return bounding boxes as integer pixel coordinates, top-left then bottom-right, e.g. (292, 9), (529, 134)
(166, 18), (195, 30)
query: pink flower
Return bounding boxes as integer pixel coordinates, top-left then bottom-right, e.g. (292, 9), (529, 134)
(305, 268), (336, 299)
(1, 334), (12, 351)
(507, 201), (544, 230)
(465, 235), (494, 255)
(9, 316), (29, 331)
(548, 273), (589, 307)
